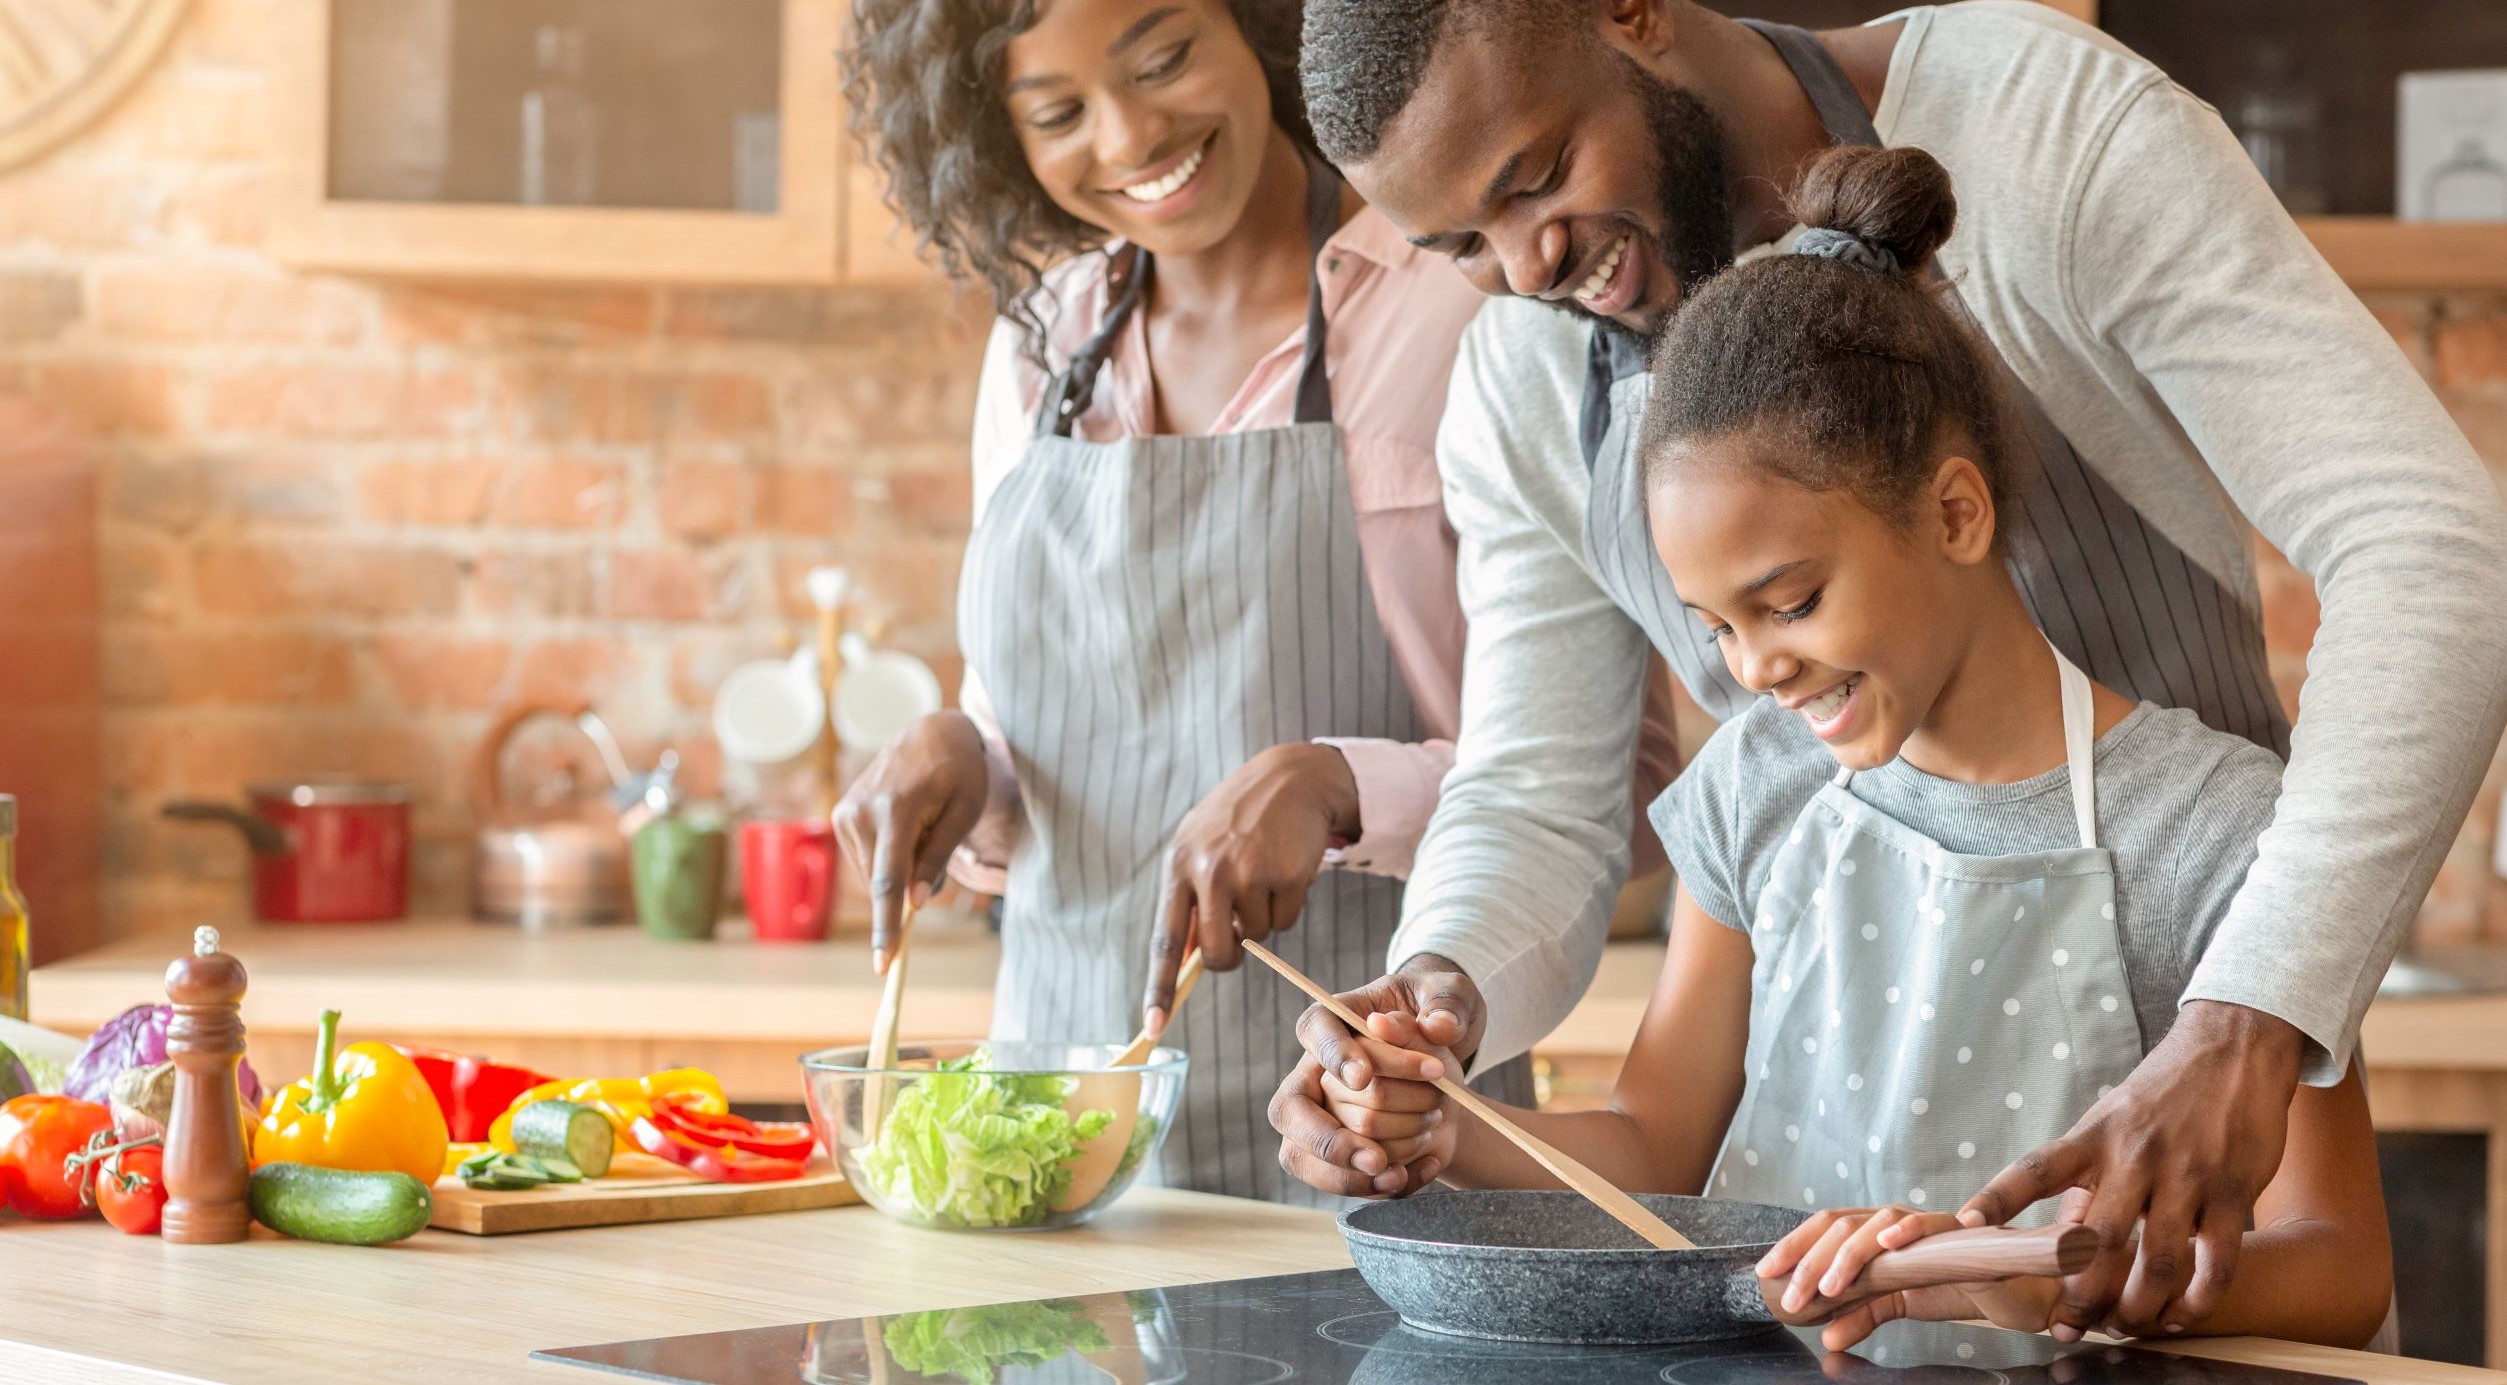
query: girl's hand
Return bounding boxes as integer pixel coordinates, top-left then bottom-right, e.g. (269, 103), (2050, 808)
(1759, 1193), (2106, 1350)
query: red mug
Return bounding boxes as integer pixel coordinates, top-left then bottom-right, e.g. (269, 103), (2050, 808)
(740, 820), (837, 943)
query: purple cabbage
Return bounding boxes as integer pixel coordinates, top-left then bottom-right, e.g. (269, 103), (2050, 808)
(65, 1004), (261, 1107)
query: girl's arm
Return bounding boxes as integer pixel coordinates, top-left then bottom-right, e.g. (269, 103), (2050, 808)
(1413, 885), (1752, 1194)
(1765, 1062), (2391, 1351)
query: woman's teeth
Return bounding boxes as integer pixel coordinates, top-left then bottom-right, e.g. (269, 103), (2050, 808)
(1120, 144), (1206, 203)
(1574, 236), (1628, 305)
(1802, 677), (1858, 724)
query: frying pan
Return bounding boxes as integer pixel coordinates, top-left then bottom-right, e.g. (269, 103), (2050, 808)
(1341, 1190), (2093, 1346)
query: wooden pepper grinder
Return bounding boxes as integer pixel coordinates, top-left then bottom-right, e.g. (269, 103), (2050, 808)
(162, 924), (252, 1244)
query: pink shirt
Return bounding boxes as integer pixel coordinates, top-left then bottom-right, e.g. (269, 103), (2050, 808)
(955, 207), (1677, 890)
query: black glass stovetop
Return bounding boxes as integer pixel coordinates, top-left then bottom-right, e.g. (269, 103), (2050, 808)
(533, 1269), (2364, 1385)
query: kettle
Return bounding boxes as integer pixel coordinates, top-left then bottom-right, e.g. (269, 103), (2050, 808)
(470, 701), (657, 929)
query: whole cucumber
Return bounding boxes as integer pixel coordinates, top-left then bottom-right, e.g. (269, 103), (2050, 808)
(249, 1163), (432, 1245)
(509, 1099), (612, 1178)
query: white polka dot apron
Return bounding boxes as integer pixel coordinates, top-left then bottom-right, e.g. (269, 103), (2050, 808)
(1712, 645), (2143, 1219)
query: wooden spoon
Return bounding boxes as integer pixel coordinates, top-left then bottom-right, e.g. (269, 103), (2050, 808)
(1053, 950), (1206, 1212)
(861, 903), (914, 1139)
(1241, 939), (1697, 1251)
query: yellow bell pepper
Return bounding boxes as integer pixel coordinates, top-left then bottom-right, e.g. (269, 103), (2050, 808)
(487, 1069), (726, 1155)
(254, 1008), (449, 1185)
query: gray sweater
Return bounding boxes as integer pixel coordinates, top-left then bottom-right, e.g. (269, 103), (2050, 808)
(1392, 2), (2507, 1080)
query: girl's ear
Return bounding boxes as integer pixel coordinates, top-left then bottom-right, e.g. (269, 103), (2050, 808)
(1930, 455), (1997, 565)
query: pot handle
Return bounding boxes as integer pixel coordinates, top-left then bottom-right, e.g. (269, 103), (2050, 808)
(161, 801), (289, 857)
(1735, 1224), (2097, 1326)
(470, 698), (593, 820)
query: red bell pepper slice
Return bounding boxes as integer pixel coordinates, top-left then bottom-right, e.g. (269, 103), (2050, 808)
(648, 1092), (815, 1162)
(629, 1116), (808, 1183)
(395, 1047), (552, 1144)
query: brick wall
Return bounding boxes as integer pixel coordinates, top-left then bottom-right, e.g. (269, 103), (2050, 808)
(0, 0), (987, 943)
(0, 0), (2499, 953)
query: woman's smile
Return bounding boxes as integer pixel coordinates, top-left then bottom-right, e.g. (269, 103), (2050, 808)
(1105, 131), (1217, 215)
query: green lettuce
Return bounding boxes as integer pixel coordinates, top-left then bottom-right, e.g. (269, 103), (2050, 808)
(880, 1300), (1110, 1384)
(857, 1049), (1118, 1228)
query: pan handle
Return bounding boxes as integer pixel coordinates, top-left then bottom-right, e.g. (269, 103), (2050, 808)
(162, 800), (290, 857)
(1734, 1224), (2096, 1326)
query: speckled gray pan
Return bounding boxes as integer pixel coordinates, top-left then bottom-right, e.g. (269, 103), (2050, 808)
(1340, 1190), (1812, 1345)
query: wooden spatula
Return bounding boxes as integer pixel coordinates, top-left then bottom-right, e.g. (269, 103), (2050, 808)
(1242, 939), (1698, 1251)
(1053, 950), (1206, 1212)
(861, 902), (914, 1139)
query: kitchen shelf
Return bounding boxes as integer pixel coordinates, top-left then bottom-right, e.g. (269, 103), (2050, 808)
(267, 0), (931, 285)
(2300, 217), (2507, 292)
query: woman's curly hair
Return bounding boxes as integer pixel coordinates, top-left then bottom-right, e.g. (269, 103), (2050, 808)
(842, 0), (1311, 363)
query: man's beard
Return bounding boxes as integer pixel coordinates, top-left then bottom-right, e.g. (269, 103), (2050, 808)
(1635, 59), (1737, 297)
(1554, 54), (1737, 341)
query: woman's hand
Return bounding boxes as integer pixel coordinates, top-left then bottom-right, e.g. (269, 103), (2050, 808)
(1145, 742), (1360, 1033)
(832, 710), (992, 972)
(1756, 1205), (2071, 1350)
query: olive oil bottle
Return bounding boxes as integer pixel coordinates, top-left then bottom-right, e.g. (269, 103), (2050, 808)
(0, 796), (26, 1020)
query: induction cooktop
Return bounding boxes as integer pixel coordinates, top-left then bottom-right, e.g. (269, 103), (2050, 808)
(533, 1268), (2366, 1385)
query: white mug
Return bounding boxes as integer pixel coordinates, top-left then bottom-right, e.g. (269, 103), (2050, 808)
(712, 656), (826, 770)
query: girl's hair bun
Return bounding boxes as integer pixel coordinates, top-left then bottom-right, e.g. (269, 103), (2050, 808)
(1785, 145), (1958, 275)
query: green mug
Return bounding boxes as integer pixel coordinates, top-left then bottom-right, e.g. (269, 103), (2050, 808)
(631, 814), (729, 942)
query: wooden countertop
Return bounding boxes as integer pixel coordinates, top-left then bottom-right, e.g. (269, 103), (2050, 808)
(31, 909), (1004, 1044)
(0, 1192), (2491, 1385)
(33, 924), (2507, 1071)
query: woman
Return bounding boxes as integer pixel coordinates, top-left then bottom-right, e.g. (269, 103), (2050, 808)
(834, 0), (1679, 1204)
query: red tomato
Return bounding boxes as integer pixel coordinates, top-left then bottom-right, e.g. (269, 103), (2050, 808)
(0, 1095), (114, 1219)
(95, 1144), (166, 1235)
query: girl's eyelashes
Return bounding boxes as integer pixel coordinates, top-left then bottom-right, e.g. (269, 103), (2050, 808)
(1772, 591), (1824, 625)
(1026, 100), (1081, 133)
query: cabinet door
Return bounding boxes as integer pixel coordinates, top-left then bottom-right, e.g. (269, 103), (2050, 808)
(270, 0), (843, 284)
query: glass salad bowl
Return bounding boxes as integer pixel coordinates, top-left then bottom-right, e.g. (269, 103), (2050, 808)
(801, 1039), (1187, 1231)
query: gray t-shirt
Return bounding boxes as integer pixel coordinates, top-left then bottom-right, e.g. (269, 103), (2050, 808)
(1651, 699), (2285, 1056)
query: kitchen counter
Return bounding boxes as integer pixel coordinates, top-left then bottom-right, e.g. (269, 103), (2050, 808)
(1, 1190), (2493, 1385)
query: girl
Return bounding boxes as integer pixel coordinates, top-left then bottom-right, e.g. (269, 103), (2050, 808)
(833, 0), (1678, 1204)
(1278, 144), (2392, 1344)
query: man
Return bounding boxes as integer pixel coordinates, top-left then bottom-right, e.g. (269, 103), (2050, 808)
(1260, 0), (2507, 1339)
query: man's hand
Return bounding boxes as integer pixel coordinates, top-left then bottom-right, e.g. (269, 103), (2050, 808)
(1959, 1001), (2306, 1338)
(1267, 958), (1485, 1195)
(1145, 743), (1359, 1034)
(831, 710), (992, 974)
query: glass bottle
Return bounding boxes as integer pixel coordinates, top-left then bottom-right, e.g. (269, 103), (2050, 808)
(519, 24), (599, 207)
(2226, 42), (2329, 216)
(0, 796), (27, 1021)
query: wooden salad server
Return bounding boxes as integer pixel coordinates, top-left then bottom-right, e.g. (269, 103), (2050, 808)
(1243, 939), (1698, 1251)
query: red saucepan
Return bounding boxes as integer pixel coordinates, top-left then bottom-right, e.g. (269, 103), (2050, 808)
(164, 778), (411, 923)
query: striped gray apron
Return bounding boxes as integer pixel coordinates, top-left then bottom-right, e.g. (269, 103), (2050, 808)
(1583, 19), (2290, 756)
(960, 160), (1532, 1205)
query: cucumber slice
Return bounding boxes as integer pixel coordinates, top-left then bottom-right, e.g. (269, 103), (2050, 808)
(510, 1099), (613, 1178)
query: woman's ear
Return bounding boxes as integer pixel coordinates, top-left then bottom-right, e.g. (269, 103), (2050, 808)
(1930, 455), (1997, 565)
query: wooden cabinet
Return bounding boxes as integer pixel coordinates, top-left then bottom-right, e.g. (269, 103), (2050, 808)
(267, 0), (929, 285)
(268, 0), (2500, 291)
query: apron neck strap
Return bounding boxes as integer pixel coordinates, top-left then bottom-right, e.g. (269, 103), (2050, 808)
(2054, 641), (2098, 850)
(1831, 643), (2099, 849)
(1736, 19), (1883, 148)
(1037, 151), (1343, 438)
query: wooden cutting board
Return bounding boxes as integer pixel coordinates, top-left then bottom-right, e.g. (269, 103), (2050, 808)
(429, 1152), (861, 1235)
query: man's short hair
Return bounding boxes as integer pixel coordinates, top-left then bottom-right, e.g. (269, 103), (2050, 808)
(1301, 0), (1584, 164)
